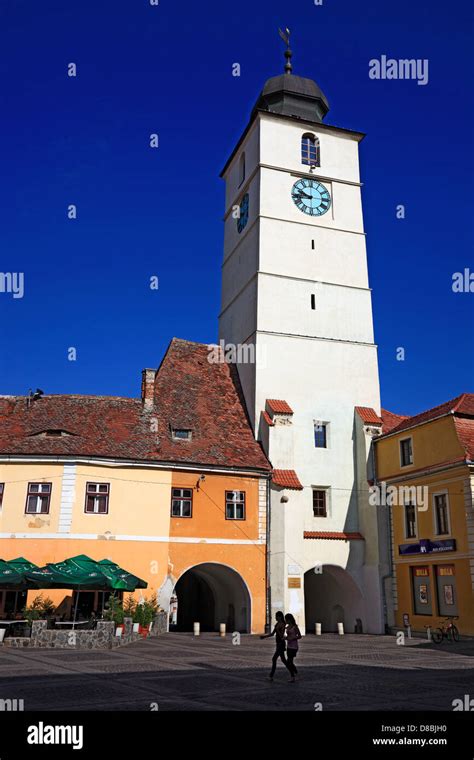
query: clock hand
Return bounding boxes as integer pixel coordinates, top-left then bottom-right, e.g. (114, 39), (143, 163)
(295, 191), (313, 200)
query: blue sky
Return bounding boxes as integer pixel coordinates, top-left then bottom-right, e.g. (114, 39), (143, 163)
(0, 0), (472, 415)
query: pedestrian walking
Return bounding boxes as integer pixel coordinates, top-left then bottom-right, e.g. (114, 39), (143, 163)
(260, 611), (292, 681)
(285, 613), (302, 682)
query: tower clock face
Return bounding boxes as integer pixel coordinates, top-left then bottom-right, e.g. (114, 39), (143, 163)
(291, 179), (331, 217)
(237, 193), (249, 233)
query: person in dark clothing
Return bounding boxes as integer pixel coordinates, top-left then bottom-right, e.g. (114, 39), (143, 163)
(260, 611), (293, 680)
(284, 613), (302, 682)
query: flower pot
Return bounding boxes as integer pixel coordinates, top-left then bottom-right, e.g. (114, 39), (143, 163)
(139, 625), (149, 638)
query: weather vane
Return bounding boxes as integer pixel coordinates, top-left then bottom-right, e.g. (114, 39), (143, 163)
(278, 27), (293, 74)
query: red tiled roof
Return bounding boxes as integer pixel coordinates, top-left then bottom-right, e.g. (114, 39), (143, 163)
(0, 339), (270, 472)
(261, 411), (274, 427)
(381, 409), (410, 434)
(380, 393), (474, 438)
(454, 417), (474, 461)
(266, 399), (294, 415)
(304, 531), (364, 541)
(272, 469), (303, 490)
(355, 406), (382, 425)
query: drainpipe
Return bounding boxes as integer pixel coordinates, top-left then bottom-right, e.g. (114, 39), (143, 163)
(373, 439), (394, 633)
(265, 473), (271, 633)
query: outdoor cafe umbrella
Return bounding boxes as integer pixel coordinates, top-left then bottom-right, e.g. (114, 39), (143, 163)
(97, 559), (147, 592)
(25, 555), (111, 626)
(0, 558), (27, 587)
(24, 555), (147, 624)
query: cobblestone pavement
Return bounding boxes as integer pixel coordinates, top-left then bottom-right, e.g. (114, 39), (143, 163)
(0, 633), (473, 711)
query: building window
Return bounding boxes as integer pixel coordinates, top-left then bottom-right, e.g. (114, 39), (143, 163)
(434, 493), (450, 535)
(314, 423), (327, 448)
(0, 483), (3, 507)
(171, 488), (193, 518)
(239, 152), (246, 186)
(301, 133), (320, 166)
(313, 489), (327, 517)
(311, 294), (316, 310)
(172, 429), (192, 441)
(400, 437), (413, 466)
(411, 566), (433, 615)
(435, 565), (458, 616)
(405, 501), (417, 538)
(25, 483), (52, 514)
(226, 490), (246, 520)
(85, 483), (110, 514)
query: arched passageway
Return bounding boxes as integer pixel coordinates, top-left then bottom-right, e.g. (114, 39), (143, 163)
(304, 564), (365, 633)
(172, 562), (251, 633)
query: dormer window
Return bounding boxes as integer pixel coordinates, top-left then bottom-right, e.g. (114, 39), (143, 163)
(172, 429), (192, 441)
(301, 133), (320, 167)
(28, 429), (75, 438)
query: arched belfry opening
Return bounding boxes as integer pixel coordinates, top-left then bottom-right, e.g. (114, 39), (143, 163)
(172, 562), (251, 633)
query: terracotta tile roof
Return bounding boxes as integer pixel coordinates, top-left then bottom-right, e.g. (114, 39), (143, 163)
(304, 531), (364, 540)
(381, 409), (410, 433)
(355, 406), (382, 425)
(266, 399), (294, 415)
(0, 338), (270, 472)
(272, 469), (303, 490)
(454, 417), (474, 461)
(380, 393), (474, 438)
(261, 411), (274, 427)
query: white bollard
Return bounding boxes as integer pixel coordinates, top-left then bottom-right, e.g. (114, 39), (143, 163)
(315, 623), (322, 636)
(219, 623), (226, 637)
(337, 622), (344, 635)
(193, 622), (200, 637)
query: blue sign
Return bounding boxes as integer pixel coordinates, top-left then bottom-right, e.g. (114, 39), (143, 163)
(399, 538), (456, 556)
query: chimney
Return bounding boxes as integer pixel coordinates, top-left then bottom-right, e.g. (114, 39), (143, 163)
(141, 369), (156, 411)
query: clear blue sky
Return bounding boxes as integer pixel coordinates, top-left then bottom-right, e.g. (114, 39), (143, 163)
(0, 0), (472, 415)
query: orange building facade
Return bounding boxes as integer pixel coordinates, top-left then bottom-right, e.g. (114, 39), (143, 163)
(0, 339), (271, 633)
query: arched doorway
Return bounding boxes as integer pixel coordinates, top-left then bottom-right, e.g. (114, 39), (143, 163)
(304, 565), (365, 633)
(172, 563), (251, 633)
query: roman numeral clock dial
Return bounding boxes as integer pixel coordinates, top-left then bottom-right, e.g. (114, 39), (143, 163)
(291, 178), (331, 216)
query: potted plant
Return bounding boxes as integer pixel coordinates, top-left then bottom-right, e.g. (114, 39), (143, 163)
(135, 594), (159, 637)
(22, 594), (56, 635)
(103, 594), (125, 633)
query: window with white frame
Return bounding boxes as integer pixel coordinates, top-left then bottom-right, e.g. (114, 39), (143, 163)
(171, 488), (193, 517)
(312, 488), (328, 517)
(400, 437), (413, 467)
(85, 483), (110, 514)
(225, 490), (246, 520)
(404, 500), (417, 538)
(434, 492), (450, 535)
(314, 422), (328, 448)
(25, 483), (52, 514)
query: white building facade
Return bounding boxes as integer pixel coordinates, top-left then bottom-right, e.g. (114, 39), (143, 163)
(219, 65), (391, 633)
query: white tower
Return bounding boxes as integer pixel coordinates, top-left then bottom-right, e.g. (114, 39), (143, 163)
(219, 46), (389, 633)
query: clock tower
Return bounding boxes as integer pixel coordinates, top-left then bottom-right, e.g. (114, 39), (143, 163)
(219, 47), (390, 634)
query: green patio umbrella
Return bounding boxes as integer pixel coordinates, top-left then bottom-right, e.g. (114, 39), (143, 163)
(8, 557), (39, 576)
(97, 559), (147, 592)
(0, 558), (26, 587)
(25, 555), (110, 626)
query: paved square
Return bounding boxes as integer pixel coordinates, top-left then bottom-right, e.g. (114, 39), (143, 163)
(0, 633), (473, 711)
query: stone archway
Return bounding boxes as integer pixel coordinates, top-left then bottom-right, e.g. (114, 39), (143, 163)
(172, 562), (251, 633)
(304, 564), (365, 633)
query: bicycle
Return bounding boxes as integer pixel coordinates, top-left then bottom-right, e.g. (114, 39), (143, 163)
(431, 616), (460, 643)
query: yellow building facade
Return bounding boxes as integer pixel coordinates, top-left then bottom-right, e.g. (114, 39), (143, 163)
(0, 339), (271, 633)
(375, 395), (474, 636)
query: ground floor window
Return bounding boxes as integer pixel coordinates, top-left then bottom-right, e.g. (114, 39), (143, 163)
(435, 564), (458, 616)
(411, 566), (433, 615)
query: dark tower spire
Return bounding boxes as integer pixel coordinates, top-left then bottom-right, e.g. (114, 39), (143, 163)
(278, 27), (293, 74)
